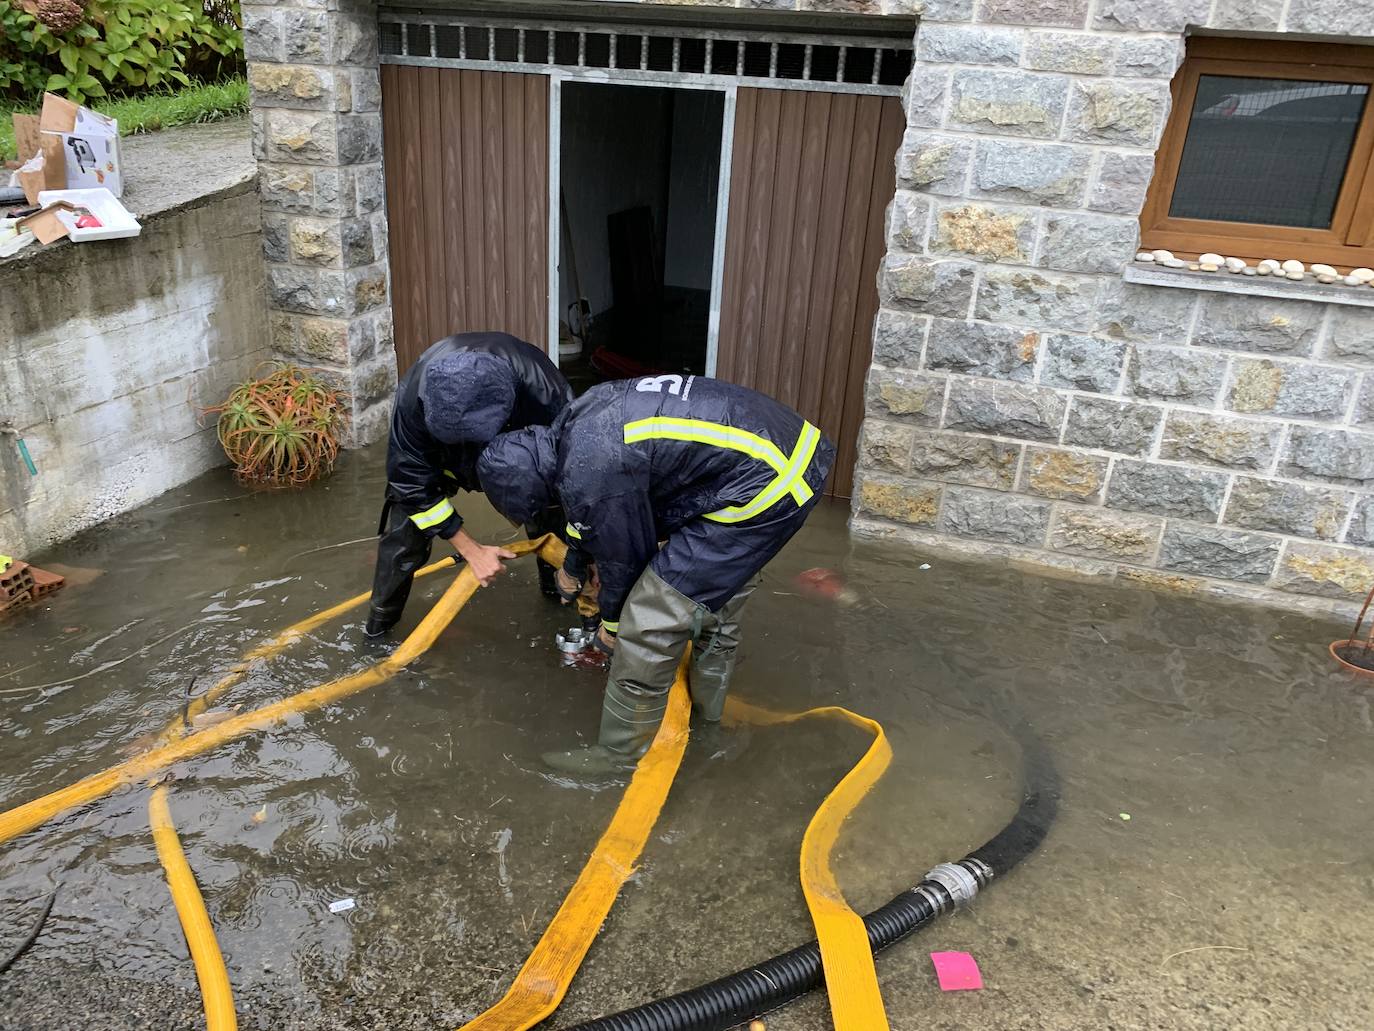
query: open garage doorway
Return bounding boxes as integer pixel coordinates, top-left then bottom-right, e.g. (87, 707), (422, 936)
(555, 81), (727, 389)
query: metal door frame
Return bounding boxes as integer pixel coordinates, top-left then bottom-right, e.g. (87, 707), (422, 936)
(548, 70), (736, 375)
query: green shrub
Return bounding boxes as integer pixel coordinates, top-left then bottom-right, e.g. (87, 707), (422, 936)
(0, 1), (243, 105)
(1, 77), (248, 160)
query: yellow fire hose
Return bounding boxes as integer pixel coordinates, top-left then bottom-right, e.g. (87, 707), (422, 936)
(0, 536), (564, 847)
(2, 535), (892, 1031)
(457, 653), (694, 1031)
(459, 696), (893, 1031)
(149, 784), (237, 1031)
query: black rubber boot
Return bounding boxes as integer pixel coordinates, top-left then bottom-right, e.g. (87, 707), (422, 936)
(365, 499), (433, 637)
(536, 558), (560, 600)
(364, 606), (402, 638)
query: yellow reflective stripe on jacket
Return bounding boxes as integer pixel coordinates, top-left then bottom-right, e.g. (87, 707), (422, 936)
(705, 421), (821, 524)
(410, 498), (455, 530)
(601, 619), (619, 633)
(622, 417), (821, 524)
(624, 417), (789, 470)
(565, 523), (583, 540)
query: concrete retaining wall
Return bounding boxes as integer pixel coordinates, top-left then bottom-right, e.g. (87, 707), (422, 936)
(0, 184), (271, 556)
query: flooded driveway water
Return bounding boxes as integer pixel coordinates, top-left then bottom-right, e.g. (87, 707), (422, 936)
(2, 447), (1372, 1030)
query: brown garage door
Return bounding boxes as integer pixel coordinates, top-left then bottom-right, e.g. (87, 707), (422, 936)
(380, 66), (549, 372)
(716, 88), (903, 498)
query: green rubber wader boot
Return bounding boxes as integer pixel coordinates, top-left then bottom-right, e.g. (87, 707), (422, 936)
(688, 574), (758, 723)
(542, 680), (669, 776)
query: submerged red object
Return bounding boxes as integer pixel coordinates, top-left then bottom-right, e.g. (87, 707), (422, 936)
(795, 567), (858, 607)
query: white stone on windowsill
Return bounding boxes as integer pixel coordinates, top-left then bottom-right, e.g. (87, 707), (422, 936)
(1123, 261), (1374, 308)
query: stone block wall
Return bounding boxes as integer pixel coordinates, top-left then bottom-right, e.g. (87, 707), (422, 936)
(241, 0), (396, 444)
(851, 0), (1374, 610)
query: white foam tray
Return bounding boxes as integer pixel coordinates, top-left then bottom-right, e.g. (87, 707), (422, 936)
(36, 187), (140, 242)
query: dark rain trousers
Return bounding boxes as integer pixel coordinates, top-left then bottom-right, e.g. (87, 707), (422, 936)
(607, 443), (831, 716)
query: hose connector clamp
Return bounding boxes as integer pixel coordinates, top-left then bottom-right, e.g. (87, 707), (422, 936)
(925, 861), (980, 908)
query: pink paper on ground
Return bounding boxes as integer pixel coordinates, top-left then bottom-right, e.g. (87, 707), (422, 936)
(930, 951), (983, 991)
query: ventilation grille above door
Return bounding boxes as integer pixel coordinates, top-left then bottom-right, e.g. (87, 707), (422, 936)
(378, 11), (913, 95)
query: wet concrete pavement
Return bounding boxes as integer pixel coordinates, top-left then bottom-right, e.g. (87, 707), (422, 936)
(2, 446), (1372, 1029)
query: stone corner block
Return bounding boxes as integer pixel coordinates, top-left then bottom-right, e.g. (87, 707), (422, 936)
(932, 202), (1037, 263)
(945, 378), (1067, 441)
(1158, 411), (1283, 472)
(909, 428), (1022, 490)
(871, 309), (930, 368)
(1021, 446), (1108, 501)
(971, 139), (1091, 208)
(1049, 505), (1162, 561)
(1087, 151), (1155, 216)
(881, 256), (977, 318)
(939, 485), (1052, 546)
(1272, 541), (1374, 600)
(868, 367), (947, 423)
(1037, 212), (1138, 275)
(927, 319), (1040, 381)
(947, 69), (1069, 140)
(1157, 522), (1282, 584)
(1105, 459), (1228, 520)
(856, 476), (944, 527)
(897, 130), (974, 197)
(1065, 79), (1168, 148)
(860, 420), (918, 473)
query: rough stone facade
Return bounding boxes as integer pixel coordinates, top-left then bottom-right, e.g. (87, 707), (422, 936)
(239, 0), (1374, 611)
(241, 0), (396, 445)
(851, 0), (1374, 612)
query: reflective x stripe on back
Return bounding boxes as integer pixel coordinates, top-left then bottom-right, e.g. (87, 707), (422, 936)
(622, 417), (821, 524)
(410, 498), (455, 530)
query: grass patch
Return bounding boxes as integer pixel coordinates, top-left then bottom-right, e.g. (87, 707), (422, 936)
(1, 77), (248, 162)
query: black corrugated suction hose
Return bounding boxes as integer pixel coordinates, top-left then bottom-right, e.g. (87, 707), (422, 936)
(563, 727), (1059, 1031)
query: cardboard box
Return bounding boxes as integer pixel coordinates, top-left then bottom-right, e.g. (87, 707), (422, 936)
(8, 94), (123, 206)
(14, 189), (140, 247)
(40, 93), (122, 196)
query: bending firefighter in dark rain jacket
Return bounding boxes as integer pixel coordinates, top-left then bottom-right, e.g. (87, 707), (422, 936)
(478, 375), (835, 773)
(366, 331), (573, 638)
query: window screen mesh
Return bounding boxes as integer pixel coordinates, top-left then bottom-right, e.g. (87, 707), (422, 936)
(1170, 74), (1369, 229)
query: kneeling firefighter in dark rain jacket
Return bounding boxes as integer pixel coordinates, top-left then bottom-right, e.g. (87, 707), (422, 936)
(478, 374), (835, 774)
(366, 331), (574, 638)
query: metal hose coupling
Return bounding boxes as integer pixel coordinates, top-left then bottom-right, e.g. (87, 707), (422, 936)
(912, 858), (993, 915)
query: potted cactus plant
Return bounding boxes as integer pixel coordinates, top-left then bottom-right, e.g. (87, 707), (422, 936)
(204, 365), (346, 488)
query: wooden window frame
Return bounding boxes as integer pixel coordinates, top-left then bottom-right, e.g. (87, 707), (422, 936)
(1140, 37), (1374, 271)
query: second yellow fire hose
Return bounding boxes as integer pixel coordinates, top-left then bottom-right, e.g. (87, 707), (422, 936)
(2, 537), (892, 1031)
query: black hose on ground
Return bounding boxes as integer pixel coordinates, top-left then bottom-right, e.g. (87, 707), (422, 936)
(0, 890), (57, 978)
(564, 728), (1059, 1031)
